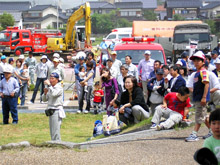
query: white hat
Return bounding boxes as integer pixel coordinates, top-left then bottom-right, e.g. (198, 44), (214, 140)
(41, 55), (47, 60)
(3, 65), (13, 73)
(176, 60), (183, 66)
(19, 54), (25, 59)
(215, 58), (220, 64)
(189, 51), (205, 61)
(111, 51), (117, 55)
(144, 50), (151, 55)
(53, 53), (60, 58)
(59, 57), (64, 63)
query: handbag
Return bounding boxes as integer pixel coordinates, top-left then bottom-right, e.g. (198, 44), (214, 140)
(110, 79), (122, 100)
(103, 115), (121, 136)
(45, 109), (55, 116)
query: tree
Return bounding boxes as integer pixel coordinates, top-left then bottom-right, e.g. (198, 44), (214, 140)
(143, 10), (157, 21)
(173, 14), (185, 21)
(204, 20), (217, 34)
(91, 10), (132, 34)
(0, 12), (14, 29)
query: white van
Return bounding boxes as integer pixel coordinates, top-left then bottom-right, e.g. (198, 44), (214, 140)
(104, 27), (132, 46)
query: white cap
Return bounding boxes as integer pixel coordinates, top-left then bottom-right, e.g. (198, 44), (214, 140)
(176, 60), (183, 66)
(19, 55), (25, 59)
(111, 51), (117, 55)
(215, 58), (220, 64)
(59, 57), (64, 63)
(144, 50), (151, 55)
(189, 51), (206, 61)
(41, 55), (47, 60)
(53, 53), (60, 58)
(3, 65), (13, 73)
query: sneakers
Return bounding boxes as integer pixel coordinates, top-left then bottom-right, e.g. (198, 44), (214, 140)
(77, 110), (82, 114)
(156, 125), (164, 131)
(185, 133), (199, 142)
(203, 131), (213, 139)
(150, 123), (157, 129)
(27, 101), (34, 104)
(84, 110), (89, 114)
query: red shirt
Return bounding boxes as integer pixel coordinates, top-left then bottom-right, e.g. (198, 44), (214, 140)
(93, 89), (104, 103)
(165, 92), (191, 117)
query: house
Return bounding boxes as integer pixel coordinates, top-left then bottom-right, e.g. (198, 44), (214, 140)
(23, 5), (68, 29)
(115, 1), (143, 21)
(0, 1), (31, 29)
(121, 0), (157, 9)
(164, 0), (202, 20)
(200, 1), (220, 19)
(154, 5), (167, 20)
(71, 1), (115, 15)
(72, 1), (145, 20)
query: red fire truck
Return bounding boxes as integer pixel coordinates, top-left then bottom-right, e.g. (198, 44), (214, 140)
(0, 27), (62, 56)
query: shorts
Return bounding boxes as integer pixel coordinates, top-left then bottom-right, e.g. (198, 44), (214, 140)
(194, 102), (207, 124)
(93, 102), (102, 107)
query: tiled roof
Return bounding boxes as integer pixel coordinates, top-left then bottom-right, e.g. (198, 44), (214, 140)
(122, 0), (157, 9)
(25, 5), (57, 11)
(115, 2), (143, 9)
(165, 0), (202, 8)
(201, 1), (220, 10)
(0, 1), (31, 11)
(74, 1), (115, 9)
(23, 14), (66, 23)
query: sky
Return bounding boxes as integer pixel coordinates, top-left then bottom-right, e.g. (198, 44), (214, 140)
(0, 0), (98, 9)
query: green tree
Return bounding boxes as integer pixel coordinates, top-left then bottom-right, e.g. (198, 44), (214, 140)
(173, 14), (185, 21)
(0, 12), (14, 29)
(91, 10), (132, 34)
(204, 19), (216, 34)
(143, 10), (157, 21)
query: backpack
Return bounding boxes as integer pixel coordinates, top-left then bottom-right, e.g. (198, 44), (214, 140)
(93, 120), (103, 137)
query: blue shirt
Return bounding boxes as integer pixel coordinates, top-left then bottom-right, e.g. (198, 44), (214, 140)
(193, 69), (210, 102)
(138, 58), (155, 81)
(0, 77), (19, 96)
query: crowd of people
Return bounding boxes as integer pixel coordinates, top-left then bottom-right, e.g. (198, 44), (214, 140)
(1, 42), (220, 148)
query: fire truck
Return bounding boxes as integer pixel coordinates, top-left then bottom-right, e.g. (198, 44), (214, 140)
(0, 27), (62, 56)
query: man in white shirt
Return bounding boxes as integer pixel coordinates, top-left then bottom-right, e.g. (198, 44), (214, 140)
(110, 51), (122, 78)
(0, 55), (8, 80)
(125, 55), (138, 81)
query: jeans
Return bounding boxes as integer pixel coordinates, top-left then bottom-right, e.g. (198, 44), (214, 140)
(79, 85), (93, 111)
(31, 78), (47, 103)
(21, 82), (28, 106)
(2, 97), (18, 124)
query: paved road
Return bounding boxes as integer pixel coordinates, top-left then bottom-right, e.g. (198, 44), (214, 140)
(0, 126), (206, 165)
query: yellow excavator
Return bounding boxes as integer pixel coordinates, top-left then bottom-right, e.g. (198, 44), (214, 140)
(47, 2), (91, 54)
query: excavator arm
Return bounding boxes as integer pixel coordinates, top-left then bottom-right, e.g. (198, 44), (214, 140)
(65, 2), (91, 49)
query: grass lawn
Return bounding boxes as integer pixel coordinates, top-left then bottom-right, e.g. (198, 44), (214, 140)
(0, 112), (152, 146)
(0, 113), (102, 146)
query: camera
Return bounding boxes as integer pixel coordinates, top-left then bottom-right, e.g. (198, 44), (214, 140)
(101, 76), (107, 82)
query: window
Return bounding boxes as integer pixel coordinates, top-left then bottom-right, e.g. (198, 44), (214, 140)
(11, 32), (19, 40)
(31, 13), (40, 17)
(116, 50), (165, 65)
(22, 32), (30, 39)
(118, 34), (130, 39)
(106, 34), (116, 40)
(129, 11), (136, 16)
(121, 11), (128, 16)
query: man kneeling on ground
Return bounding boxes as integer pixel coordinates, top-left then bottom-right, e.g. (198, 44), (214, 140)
(150, 86), (191, 130)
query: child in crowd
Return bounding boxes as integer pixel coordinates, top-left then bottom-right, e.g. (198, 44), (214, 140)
(79, 66), (88, 92)
(93, 120), (103, 137)
(203, 109), (220, 163)
(108, 99), (120, 120)
(20, 63), (29, 106)
(93, 81), (104, 114)
(185, 51), (210, 142)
